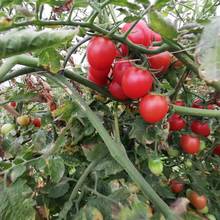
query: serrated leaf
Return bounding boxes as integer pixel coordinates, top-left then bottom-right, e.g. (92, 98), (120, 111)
(196, 17), (220, 90)
(48, 156), (65, 183)
(0, 179), (36, 220)
(0, 28), (78, 58)
(32, 129), (47, 151)
(10, 164), (26, 182)
(38, 47), (63, 74)
(149, 10), (178, 40)
(95, 157), (123, 177)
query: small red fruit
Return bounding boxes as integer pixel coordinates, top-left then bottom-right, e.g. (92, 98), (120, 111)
(147, 47), (171, 75)
(89, 66), (110, 79)
(112, 59), (132, 85)
(108, 81), (127, 101)
(139, 94), (169, 123)
(191, 120), (210, 137)
(88, 72), (108, 87)
(49, 102), (57, 111)
(180, 134), (200, 154)
(168, 114), (186, 131)
(32, 118), (41, 128)
(175, 100), (185, 106)
(122, 66), (153, 99)
(188, 191), (207, 210)
(170, 180), (184, 193)
(213, 144), (220, 156)
(192, 98), (204, 109)
(151, 31), (162, 42)
(87, 36), (117, 70)
(10, 102), (17, 108)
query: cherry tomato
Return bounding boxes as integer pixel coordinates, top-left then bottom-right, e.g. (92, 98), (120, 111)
(168, 114), (186, 131)
(16, 115), (31, 126)
(188, 191), (207, 210)
(147, 47), (171, 75)
(139, 94), (169, 123)
(89, 66), (110, 80)
(121, 66), (153, 99)
(32, 118), (41, 128)
(213, 144), (220, 156)
(108, 81), (127, 101)
(10, 101), (17, 108)
(88, 72), (108, 87)
(119, 44), (129, 56)
(173, 60), (184, 69)
(49, 102), (57, 111)
(170, 180), (184, 193)
(112, 59), (132, 85)
(207, 104), (215, 110)
(191, 120), (210, 137)
(180, 134), (200, 154)
(151, 31), (162, 42)
(87, 36), (117, 70)
(121, 21), (151, 47)
(148, 158), (163, 176)
(192, 98), (204, 109)
(175, 100), (185, 106)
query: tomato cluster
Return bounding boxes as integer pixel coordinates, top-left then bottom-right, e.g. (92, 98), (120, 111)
(86, 20), (171, 123)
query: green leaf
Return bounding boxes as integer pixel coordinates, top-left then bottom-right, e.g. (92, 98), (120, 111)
(48, 156), (65, 183)
(0, 179), (36, 220)
(38, 47), (63, 73)
(10, 164), (26, 182)
(0, 0), (23, 7)
(32, 130), (47, 151)
(148, 10), (178, 40)
(196, 17), (220, 91)
(118, 201), (148, 220)
(73, 0), (89, 8)
(48, 180), (70, 198)
(154, 0), (170, 9)
(0, 29), (78, 58)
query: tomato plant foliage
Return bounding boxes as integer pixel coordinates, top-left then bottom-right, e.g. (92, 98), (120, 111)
(0, 0), (220, 220)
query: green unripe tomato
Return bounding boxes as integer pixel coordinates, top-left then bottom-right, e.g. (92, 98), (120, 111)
(148, 158), (163, 176)
(206, 214), (216, 220)
(1, 123), (15, 135)
(198, 206), (209, 214)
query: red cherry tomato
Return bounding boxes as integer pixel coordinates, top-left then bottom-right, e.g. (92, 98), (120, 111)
(121, 21), (151, 47)
(87, 36), (117, 70)
(175, 100), (185, 106)
(147, 47), (171, 75)
(121, 66), (153, 99)
(32, 118), (41, 128)
(112, 59), (132, 85)
(151, 31), (162, 42)
(135, 20), (152, 46)
(188, 191), (207, 210)
(207, 104), (215, 110)
(213, 144), (220, 156)
(10, 102), (17, 108)
(191, 120), (210, 137)
(170, 180), (184, 193)
(168, 114), (186, 131)
(139, 94), (169, 123)
(180, 134), (200, 154)
(88, 72), (108, 87)
(89, 66), (110, 80)
(108, 81), (127, 101)
(192, 98), (204, 109)
(49, 102), (57, 111)
(119, 44), (129, 56)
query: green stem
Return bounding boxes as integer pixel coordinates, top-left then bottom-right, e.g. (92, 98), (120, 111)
(0, 55), (39, 79)
(59, 158), (101, 219)
(113, 103), (121, 143)
(173, 105), (220, 117)
(49, 74), (178, 220)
